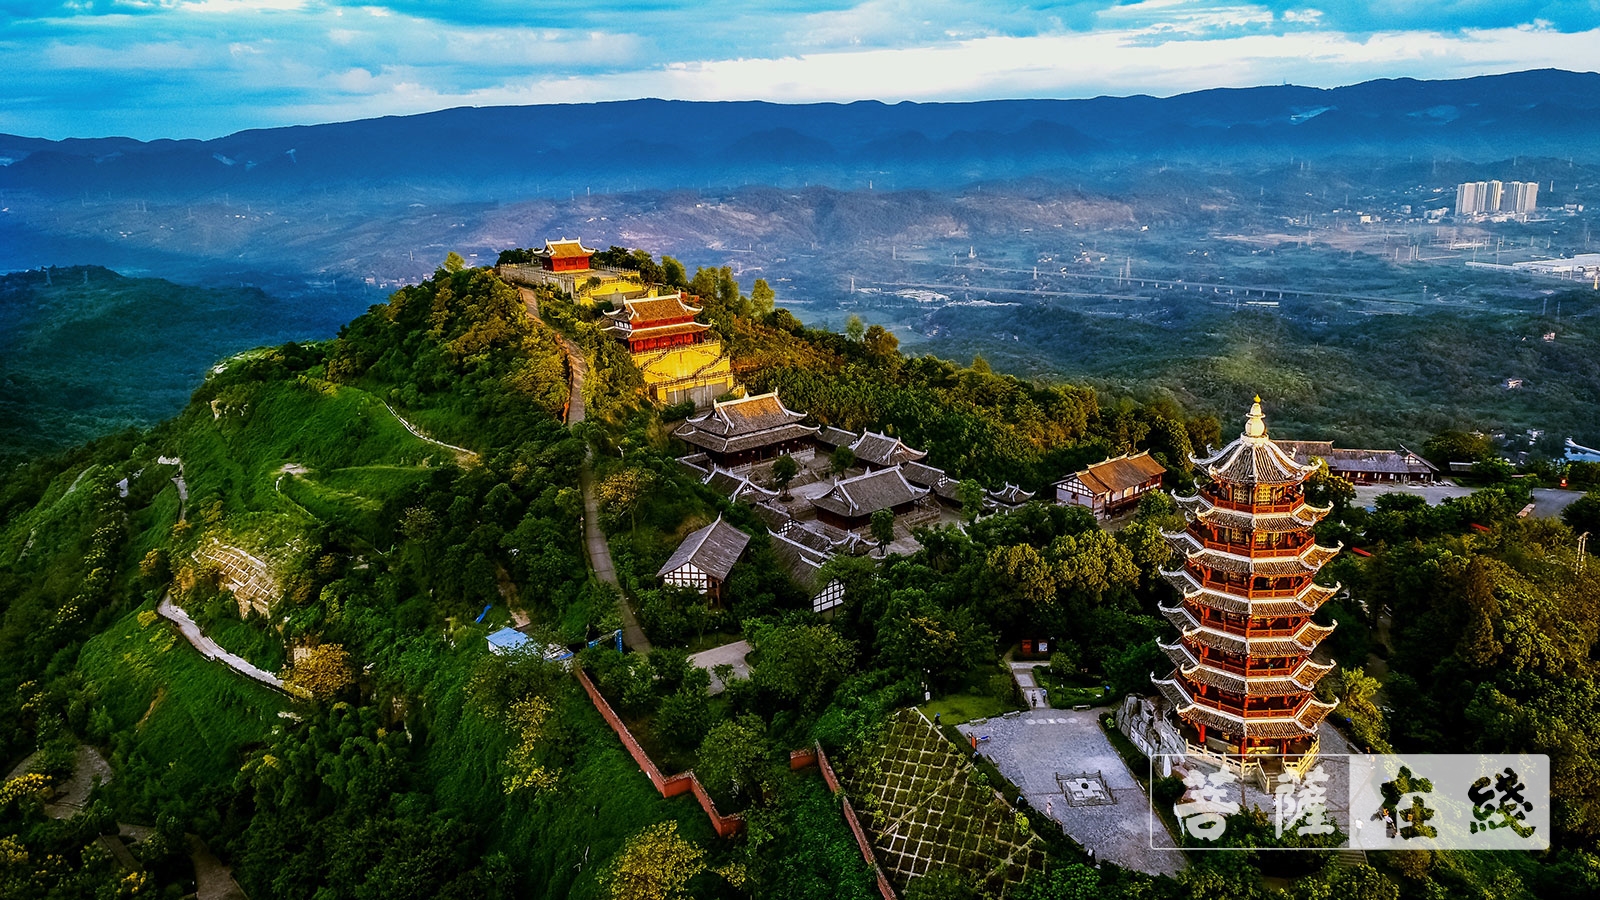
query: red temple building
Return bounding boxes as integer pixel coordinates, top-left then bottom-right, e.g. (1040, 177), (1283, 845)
(532, 238), (596, 273)
(602, 293), (711, 353)
(1153, 397), (1341, 783)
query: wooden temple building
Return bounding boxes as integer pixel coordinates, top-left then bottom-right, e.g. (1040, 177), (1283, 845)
(656, 516), (751, 603)
(1153, 397), (1340, 785)
(810, 467), (930, 530)
(603, 292), (735, 407)
(1054, 451), (1167, 518)
(532, 238), (596, 272)
(673, 392), (818, 469)
(1274, 441), (1440, 484)
(500, 235), (645, 302)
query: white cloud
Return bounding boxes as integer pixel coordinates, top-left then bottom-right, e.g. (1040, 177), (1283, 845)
(3, 0), (1598, 138)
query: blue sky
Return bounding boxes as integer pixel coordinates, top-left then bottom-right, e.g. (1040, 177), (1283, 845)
(3, 1), (1597, 139)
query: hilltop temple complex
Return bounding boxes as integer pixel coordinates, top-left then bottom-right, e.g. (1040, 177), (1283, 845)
(502, 236), (646, 303)
(1152, 398), (1341, 785)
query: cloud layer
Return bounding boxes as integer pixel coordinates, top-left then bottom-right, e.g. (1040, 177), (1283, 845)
(3, 1), (1597, 139)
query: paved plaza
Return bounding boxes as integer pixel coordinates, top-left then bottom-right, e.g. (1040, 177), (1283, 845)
(687, 639), (752, 694)
(1153, 722), (1356, 849)
(1353, 483), (1585, 519)
(959, 709), (1187, 876)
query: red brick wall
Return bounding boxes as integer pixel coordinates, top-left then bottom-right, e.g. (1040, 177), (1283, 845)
(815, 744), (898, 900)
(574, 667), (744, 838)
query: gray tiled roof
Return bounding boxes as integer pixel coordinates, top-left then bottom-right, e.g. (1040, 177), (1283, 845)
(815, 426), (859, 448)
(673, 392), (817, 454)
(988, 483), (1035, 505)
(849, 430), (927, 468)
(1277, 441), (1439, 476)
(657, 516), (751, 582)
(810, 466), (928, 518)
(901, 461), (949, 487)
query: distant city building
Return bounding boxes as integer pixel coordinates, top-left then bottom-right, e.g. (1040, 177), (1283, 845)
(1509, 180), (1539, 214)
(1455, 180), (1538, 216)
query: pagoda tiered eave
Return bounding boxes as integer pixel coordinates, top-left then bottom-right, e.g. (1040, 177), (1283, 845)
(1190, 432), (1318, 486)
(1174, 492), (1331, 532)
(1163, 531), (1343, 576)
(1157, 642), (1335, 696)
(604, 320), (711, 341)
(1158, 603), (1337, 656)
(1159, 567), (1340, 616)
(1154, 675), (1338, 738)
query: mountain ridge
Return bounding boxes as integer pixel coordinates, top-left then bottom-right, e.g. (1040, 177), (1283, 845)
(4, 69), (1597, 200)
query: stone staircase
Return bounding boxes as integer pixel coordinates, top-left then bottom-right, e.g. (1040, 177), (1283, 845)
(1332, 847), (1369, 869)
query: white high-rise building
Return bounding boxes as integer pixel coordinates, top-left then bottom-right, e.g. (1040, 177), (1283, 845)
(1508, 181), (1539, 215)
(1456, 179), (1539, 217)
(1455, 182), (1485, 216)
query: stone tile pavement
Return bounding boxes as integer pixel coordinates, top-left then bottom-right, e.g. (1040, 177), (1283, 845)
(960, 708), (1186, 876)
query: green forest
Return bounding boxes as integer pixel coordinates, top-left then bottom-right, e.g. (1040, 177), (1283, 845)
(0, 267), (368, 461)
(2, 250), (1598, 900)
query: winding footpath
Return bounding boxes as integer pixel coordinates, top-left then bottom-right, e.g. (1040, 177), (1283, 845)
(382, 395), (480, 458)
(156, 593), (285, 690)
(380, 401), (479, 463)
(518, 285), (650, 653)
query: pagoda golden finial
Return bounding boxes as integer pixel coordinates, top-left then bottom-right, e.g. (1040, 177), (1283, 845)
(1244, 395), (1267, 439)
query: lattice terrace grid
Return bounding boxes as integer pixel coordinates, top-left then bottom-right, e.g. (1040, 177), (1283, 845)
(840, 710), (1047, 895)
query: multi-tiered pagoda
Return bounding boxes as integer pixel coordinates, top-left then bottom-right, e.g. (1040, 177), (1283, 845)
(1153, 397), (1341, 771)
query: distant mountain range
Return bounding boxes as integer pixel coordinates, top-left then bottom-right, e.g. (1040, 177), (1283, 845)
(4, 69), (1598, 200)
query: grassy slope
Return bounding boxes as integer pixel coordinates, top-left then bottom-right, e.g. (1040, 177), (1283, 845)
(408, 642), (720, 898)
(11, 324), (732, 894)
(171, 375), (447, 552)
(78, 599), (289, 805)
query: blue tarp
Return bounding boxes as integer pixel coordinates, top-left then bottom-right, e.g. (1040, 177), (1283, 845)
(486, 626), (530, 655)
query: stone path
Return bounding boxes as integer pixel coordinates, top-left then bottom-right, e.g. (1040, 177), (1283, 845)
(1010, 661), (1050, 709)
(156, 593), (284, 690)
(157, 455), (187, 520)
(518, 285), (649, 654)
(380, 401), (478, 463)
(959, 709), (1186, 876)
(687, 640), (752, 694)
(189, 834), (251, 900)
